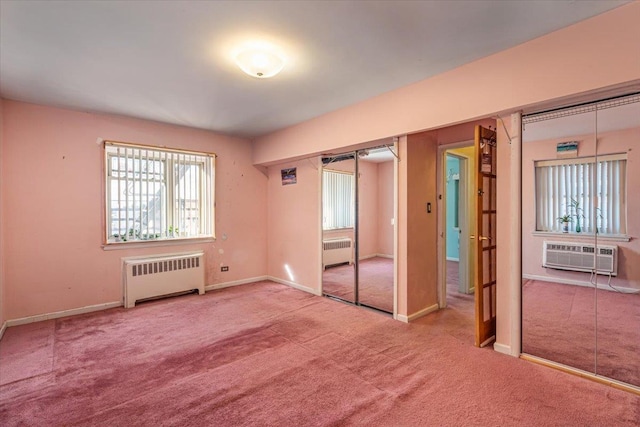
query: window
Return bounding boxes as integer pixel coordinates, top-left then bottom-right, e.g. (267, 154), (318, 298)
(535, 154), (626, 235)
(322, 170), (354, 230)
(104, 141), (215, 243)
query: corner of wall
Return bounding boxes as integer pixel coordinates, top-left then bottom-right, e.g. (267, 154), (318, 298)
(0, 97), (6, 336)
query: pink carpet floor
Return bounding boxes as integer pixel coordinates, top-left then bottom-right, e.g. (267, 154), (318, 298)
(522, 279), (640, 388)
(322, 256), (393, 312)
(1, 280), (639, 426)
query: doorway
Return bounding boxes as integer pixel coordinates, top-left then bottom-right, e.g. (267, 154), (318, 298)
(440, 143), (475, 310)
(321, 145), (397, 315)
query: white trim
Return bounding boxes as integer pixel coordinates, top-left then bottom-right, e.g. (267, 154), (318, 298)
(493, 342), (512, 356)
(437, 141), (474, 309)
(521, 353), (640, 395)
(318, 156), (325, 301)
(531, 231), (630, 242)
(121, 250), (204, 263)
(6, 301), (122, 327)
(480, 336), (496, 348)
(396, 303), (439, 323)
(523, 274), (639, 294)
(393, 139), (399, 320)
(509, 111), (522, 357)
(446, 256), (460, 262)
(535, 152), (627, 167)
(376, 253), (394, 259)
(268, 276), (322, 296)
(205, 276), (269, 292)
(103, 237), (215, 250)
(0, 321), (7, 341)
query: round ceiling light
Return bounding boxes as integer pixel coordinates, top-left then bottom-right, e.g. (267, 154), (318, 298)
(234, 47), (285, 79)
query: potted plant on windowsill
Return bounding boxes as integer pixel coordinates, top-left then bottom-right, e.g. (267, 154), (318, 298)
(557, 214), (572, 233)
(569, 198), (584, 233)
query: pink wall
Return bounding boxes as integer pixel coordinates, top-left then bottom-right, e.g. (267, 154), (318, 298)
(267, 158), (321, 293)
(522, 127), (640, 290)
(495, 119), (515, 352)
(357, 160), (378, 258)
(251, 4), (639, 349)
(267, 156), (393, 295)
(253, 4), (640, 165)
(377, 161), (394, 256)
(0, 97), (5, 327)
(397, 132), (439, 316)
(2, 101), (267, 320)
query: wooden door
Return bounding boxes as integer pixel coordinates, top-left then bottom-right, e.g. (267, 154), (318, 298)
(474, 125), (497, 347)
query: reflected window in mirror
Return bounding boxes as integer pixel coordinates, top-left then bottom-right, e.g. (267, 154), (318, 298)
(534, 154), (627, 236)
(322, 170), (355, 230)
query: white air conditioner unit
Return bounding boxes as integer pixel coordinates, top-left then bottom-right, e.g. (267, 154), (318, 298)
(542, 241), (617, 276)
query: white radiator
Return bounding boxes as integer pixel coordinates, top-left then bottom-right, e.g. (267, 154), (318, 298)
(542, 241), (617, 276)
(323, 238), (353, 270)
(123, 251), (205, 308)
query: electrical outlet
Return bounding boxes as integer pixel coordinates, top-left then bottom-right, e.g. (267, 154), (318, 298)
(221, 266), (229, 272)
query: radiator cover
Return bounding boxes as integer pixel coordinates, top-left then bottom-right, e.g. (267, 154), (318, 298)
(123, 251), (205, 308)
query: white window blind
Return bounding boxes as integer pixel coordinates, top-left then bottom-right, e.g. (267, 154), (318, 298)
(323, 170), (354, 230)
(105, 142), (215, 243)
(535, 154), (626, 235)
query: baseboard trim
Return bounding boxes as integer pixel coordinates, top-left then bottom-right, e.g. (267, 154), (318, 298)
(375, 253), (394, 259)
(396, 303), (439, 323)
(6, 301), (123, 327)
(520, 353), (640, 396)
(205, 276), (269, 292)
(268, 276), (322, 296)
(493, 342), (514, 356)
(0, 321), (7, 341)
(523, 274), (640, 294)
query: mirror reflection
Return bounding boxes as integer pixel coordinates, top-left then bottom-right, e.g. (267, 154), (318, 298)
(357, 147), (394, 312)
(521, 94), (640, 388)
(321, 146), (395, 314)
(322, 154), (356, 304)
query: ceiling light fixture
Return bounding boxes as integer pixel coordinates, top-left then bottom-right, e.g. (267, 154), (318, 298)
(234, 46), (285, 79)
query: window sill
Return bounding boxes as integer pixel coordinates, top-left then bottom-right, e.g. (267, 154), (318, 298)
(531, 231), (630, 242)
(323, 227), (354, 232)
(102, 237), (215, 251)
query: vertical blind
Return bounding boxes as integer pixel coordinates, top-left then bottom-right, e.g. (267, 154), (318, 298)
(535, 155), (626, 234)
(105, 142), (215, 242)
(322, 170), (354, 230)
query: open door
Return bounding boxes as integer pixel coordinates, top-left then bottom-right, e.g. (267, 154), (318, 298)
(473, 125), (497, 347)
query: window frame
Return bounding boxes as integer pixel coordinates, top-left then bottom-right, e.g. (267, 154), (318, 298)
(322, 168), (355, 231)
(103, 140), (216, 246)
(533, 153), (627, 236)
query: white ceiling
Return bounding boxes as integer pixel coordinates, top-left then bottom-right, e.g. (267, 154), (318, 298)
(0, 1), (629, 139)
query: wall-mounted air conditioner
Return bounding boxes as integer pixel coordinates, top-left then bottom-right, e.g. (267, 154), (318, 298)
(542, 241), (617, 276)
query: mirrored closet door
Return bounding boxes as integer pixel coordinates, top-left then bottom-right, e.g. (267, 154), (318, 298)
(322, 146), (396, 314)
(321, 153), (357, 304)
(594, 96), (640, 387)
(521, 93), (640, 388)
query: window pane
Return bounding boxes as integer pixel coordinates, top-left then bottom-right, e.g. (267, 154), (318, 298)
(105, 143), (214, 243)
(535, 157), (626, 235)
(175, 162), (202, 236)
(323, 170), (354, 230)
